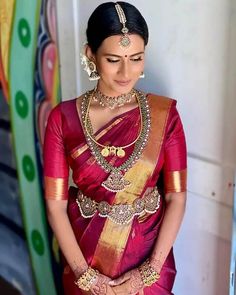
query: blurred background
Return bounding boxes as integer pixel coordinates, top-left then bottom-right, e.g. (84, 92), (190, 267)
(0, 0), (236, 294)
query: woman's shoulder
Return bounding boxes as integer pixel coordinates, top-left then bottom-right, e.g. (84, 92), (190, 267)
(58, 97), (78, 109)
(146, 92), (177, 111)
(59, 94), (86, 111)
(50, 97), (76, 110)
(46, 97), (78, 126)
(51, 95), (83, 115)
(147, 92), (177, 105)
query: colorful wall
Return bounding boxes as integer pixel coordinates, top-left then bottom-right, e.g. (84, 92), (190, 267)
(0, 0), (62, 294)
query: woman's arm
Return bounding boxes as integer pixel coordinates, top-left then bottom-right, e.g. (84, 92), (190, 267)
(43, 106), (115, 294)
(150, 191), (187, 272)
(150, 102), (188, 273)
(46, 199), (88, 277)
(46, 200), (115, 295)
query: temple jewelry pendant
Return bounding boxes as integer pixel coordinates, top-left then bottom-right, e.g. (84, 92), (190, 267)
(101, 170), (131, 192)
(101, 147), (110, 157)
(101, 146), (126, 158)
(116, 147), (125, 158)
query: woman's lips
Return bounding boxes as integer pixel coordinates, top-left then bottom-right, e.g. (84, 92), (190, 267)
(115, 80), (131, 86)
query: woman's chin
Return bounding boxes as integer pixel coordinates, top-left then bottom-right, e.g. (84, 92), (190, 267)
(112, 82), (136, 94)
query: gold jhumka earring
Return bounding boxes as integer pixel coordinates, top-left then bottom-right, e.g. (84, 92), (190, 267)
(80, 51), (100, 81)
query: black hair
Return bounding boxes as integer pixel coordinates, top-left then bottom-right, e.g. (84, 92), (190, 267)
(86, 1), (149, 53)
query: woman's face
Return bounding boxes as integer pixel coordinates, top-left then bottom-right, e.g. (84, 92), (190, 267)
(88, 34), (145, 96)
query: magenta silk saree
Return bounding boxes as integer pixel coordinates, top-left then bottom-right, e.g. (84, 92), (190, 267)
(43, 93), (187, 295)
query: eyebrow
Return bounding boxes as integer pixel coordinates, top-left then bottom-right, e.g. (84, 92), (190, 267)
(104, 52), (144, 58)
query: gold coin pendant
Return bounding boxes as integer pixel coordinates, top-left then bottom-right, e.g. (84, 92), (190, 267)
(117, 148), (126, 158)
(101, 147), (110, 157)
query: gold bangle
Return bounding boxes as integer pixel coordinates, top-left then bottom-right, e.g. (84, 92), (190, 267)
(74, 267), (99, 291)
(138, 259), (160, 287)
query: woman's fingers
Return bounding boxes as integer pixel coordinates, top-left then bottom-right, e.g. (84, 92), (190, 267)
(107, 285), (117, 295)
(91, 284), (115, 295)
(111, 269), (144, 295)
(90, 274), (114, 295)
(103, 275), (112, 283)
(109, 272), (131, 286)
(112, 284), (129, 295)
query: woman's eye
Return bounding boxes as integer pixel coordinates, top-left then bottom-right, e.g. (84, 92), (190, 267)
(131, 57), (143, 62)
(106, 58), (120, 63)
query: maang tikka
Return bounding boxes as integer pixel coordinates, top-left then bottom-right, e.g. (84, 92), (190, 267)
(115, 3), (131, 48)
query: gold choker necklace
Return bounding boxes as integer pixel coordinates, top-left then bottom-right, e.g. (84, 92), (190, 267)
(86, 89), (142, 158)
(93, 88), (136, 109)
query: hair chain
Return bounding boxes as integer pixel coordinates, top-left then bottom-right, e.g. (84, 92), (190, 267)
(115, 3), (130, 47)
(115, 4), (127, 24)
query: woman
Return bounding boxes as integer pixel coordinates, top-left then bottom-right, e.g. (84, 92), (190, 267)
(43, 2), (187, 294)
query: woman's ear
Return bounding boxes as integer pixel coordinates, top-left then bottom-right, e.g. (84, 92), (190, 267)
(85, 45), (95, 62)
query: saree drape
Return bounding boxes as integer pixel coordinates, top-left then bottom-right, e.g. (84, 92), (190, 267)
(43, 93), (187, 295)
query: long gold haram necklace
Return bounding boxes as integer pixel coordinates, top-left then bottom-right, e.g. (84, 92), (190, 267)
(85, 91), (143, 158)
(81, 89), (151, 192)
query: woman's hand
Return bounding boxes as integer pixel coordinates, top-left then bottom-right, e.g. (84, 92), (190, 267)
(109, 269), (144, 295)
(89, 273), (115, 295)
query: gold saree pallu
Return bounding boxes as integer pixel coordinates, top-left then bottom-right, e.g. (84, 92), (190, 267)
(90, 95), (174, 276)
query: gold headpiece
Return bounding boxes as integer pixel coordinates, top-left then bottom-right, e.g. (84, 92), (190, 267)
(115, 3), (131, 47)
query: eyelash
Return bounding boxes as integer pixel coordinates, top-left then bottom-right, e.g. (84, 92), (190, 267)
(106, 57), (143, 63)
(107, 58), (119, 63)
(131, 57), (143, 62)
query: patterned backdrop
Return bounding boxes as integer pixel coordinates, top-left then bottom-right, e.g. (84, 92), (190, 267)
(0, 0), (62, 294)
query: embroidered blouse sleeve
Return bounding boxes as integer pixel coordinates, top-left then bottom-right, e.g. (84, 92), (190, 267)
(163, 102), (187, 194)
(43, 104), (69, 200)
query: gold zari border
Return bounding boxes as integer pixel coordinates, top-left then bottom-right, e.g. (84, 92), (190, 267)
(44, 176), (68, 200)
(164, 169), (187, 193)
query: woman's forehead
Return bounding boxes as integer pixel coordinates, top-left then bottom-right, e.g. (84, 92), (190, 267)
(97, 34), (145, 56)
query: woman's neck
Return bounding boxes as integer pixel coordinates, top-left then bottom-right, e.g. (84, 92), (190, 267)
(96, 82), (134, 98)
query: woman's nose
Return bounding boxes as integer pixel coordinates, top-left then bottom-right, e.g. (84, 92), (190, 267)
(118, 60), (129, 78)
